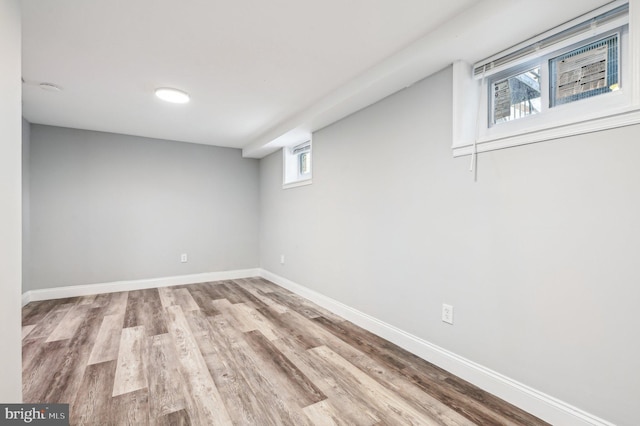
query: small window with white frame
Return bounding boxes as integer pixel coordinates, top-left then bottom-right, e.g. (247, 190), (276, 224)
(486, 27), (624, 130)
(283, 140), (312, 188)
(452, 1), (638, 158)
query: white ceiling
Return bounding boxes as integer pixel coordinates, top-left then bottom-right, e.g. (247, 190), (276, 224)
(21, 0), (613, 158)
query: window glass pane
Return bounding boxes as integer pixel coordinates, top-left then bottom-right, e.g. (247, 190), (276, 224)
(492, 68), (541, 125)
(299, 152), (310, 175)
(549, 34), (619, 107)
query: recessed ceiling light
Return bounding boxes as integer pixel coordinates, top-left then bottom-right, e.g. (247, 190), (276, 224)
(155, 87), (190, 104)
(39, 83), (62, 92)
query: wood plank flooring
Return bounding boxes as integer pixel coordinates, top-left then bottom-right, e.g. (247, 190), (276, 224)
(22, 277), (549, 425)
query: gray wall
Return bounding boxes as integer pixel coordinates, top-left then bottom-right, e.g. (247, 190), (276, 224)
(0, 0), (23, 402)
(23, 118), (31, 292)
(259, 67), (640, 425)
(27, 125), (259, 290)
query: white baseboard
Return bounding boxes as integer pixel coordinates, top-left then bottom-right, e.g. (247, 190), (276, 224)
(21, 267), (614, 425)
(21, 268), (260, 306)
(258, 268), (614, 426)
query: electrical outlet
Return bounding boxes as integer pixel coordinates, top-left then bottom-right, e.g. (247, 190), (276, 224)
(442, 304), (454, 324)
(280, 254), (285, 265)
(180, 253), (188, 263)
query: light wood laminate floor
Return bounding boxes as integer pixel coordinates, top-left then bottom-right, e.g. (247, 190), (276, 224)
(22, 277), (548, 425)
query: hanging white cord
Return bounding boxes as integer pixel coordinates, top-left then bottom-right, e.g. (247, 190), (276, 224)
(470, 65), (487, 182)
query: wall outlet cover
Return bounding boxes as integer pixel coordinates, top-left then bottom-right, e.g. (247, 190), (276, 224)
(442, 303), (454, 324)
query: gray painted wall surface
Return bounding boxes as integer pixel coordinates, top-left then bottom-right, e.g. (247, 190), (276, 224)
(259, 67), (639, 425)
(23, 118), (31, 293)
(0, 0), (23, 402)
(27, 125), (259, 290)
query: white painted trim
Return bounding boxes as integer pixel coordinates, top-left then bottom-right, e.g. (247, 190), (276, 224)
(21, 268), (260, 306)
(453, 107), (640, 157)
(22, 292), (31, 307)
(282, 139), (313, 189)
(453, 1), (639, 158)
(631, 0), (640, 105)
(452, 60), (479, 151)
(473, 2), (629, 79)
(258, 268), (615, 426)
(282, 179), (313, 190)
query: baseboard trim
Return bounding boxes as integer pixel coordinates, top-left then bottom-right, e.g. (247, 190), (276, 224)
(21, 268), (260, 306)
(258, 268), (614, 426)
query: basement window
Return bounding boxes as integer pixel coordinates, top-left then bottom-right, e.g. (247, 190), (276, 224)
(491, 67), (541, 125)
(549, 34), (619, 107)
(486, 29), (622, 130)
(452, 1), (639, 157)
(283, 140), (312, 188)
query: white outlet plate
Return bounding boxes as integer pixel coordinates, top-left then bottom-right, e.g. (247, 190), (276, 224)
(181, 253), (188, 263)
(442, 303), (454, 324)
(280, 254), (285, 264)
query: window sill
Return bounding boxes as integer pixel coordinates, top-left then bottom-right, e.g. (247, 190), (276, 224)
(452, 1), (640, 158)
(283, 178), (312, 190)
(452, 105), (640, 157)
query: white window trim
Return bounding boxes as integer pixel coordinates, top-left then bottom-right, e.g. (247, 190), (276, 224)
(282, 179), (313, 190)
(282, 140), (312, 189)
(452, 0), (640, 157)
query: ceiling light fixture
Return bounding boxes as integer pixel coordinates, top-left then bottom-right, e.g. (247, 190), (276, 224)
(155, 87), (190, 104)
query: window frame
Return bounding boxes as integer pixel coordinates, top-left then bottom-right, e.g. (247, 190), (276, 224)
(480, 26), (629, 144)
(452, 0), (640, 157)
(282, 140), (312, 189)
